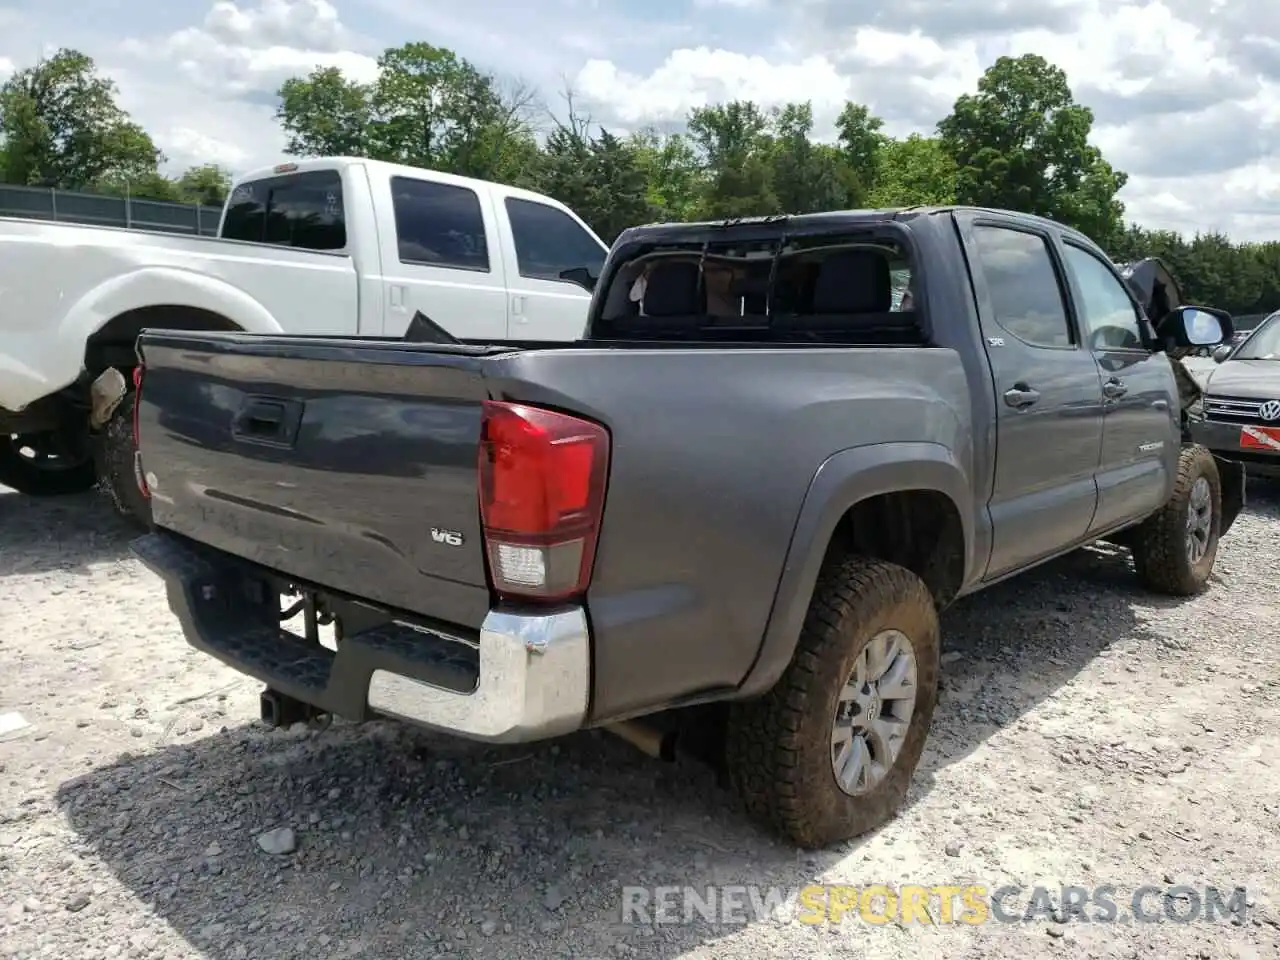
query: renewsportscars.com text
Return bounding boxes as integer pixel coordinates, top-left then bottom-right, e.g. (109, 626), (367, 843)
(620, 883), (1249, 926)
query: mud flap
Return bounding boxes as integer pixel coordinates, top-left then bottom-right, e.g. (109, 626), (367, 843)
(1215, 455), (1245, 538)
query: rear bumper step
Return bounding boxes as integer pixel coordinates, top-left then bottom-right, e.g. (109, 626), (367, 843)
(130, 533), (591, 743)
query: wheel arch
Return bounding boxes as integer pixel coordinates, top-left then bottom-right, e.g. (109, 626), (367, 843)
(737, 442), (974, 698)
(60, 266), (282, 379)
(85, 304), (246, 375)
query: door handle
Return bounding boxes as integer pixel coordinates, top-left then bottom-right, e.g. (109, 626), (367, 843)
(1102, 378), (1127, 400)
(1003, 384), (1041, 409)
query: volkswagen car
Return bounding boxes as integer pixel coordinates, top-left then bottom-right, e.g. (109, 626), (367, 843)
(1193, 309), (1280, 480)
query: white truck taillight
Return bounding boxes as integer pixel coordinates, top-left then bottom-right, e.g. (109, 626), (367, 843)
(477, 400), (610, 602)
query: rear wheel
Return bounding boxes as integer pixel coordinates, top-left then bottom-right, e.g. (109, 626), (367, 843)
(0, 432), (97, 496)
(93, 390), (152, 529)
(1132, 443), (1220, 596)
(724, 557), (940, 848)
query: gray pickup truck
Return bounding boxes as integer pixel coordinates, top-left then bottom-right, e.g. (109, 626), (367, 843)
(130, 207), (1238, 849)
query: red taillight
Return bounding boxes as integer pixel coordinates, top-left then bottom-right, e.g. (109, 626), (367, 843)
(132, 364), (149, 499)
(131, 365), (143, 445)
(478, 400), (609, 602)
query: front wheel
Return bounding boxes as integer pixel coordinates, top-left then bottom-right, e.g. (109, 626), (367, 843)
(0, 432), (97, 496)
(724, 557), (940, 849)
(1132, 443), (1221, 596)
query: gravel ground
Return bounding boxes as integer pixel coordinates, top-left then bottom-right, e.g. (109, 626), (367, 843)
(2, 482), (1279, 960)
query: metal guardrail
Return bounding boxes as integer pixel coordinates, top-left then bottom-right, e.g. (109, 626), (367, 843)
(0, 184), (223, 236)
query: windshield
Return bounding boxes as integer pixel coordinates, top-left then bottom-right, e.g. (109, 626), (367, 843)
(1233, 312), (1280, 360)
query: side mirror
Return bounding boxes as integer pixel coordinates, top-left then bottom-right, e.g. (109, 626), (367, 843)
(558, 266), (597, 292)
(1155, 305), (1234, 350)
(1213, 344), (1233, 363)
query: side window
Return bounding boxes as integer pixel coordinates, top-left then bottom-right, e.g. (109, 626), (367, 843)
(221, 170), (345, 251)
(1062, 244), (1145, 350)
(505, 198), (607, 283)
(391, 177), (489, 272)
(972, 226), (1073, 348)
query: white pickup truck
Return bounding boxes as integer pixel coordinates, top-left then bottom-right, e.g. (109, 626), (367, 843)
(0, 157), (609, 523)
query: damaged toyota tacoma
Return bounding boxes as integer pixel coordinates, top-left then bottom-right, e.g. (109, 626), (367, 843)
(130, 207), (1239, 849)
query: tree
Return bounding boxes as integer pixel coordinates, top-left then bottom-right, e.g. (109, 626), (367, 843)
(277, 66), (373, 157)
(89, 122), (171, 199)
(367, 42), (539, 183)
(275, 44), (542, 185)
(0, 48), (165, 190)
(867, 135), (956, 208)
(687, 100), (779, 218)
(533, 92), (652, 242)
(937, 54), (1127, 242)
(835, 102), (888, 204)
(630, 129), (705, 222)
(175, 164), (234, 205)
(768, 102), (852, 214)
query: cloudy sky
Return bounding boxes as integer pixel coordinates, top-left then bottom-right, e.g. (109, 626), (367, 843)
(0, 0), (1277, 240)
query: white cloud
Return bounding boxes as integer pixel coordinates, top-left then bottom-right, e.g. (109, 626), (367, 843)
(160, 126), (253, 170)
(119, 0), (378, 99)
(201, 0), (354, 51)
(104, 0), (379, 174)
(0, 0), (1275, 240)
(575, 50), (854, 127)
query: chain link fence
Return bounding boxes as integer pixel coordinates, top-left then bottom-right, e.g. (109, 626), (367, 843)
(0, 183), (223, 236)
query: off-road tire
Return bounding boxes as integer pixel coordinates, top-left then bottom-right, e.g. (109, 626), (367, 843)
(1131, 443), (1220, 596)
(724, 557), (940, 849)
(0, 437), (97, 496)
(94, 390), (152, 529)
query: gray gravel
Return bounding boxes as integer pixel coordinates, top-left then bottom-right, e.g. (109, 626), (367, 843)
(2, 482), (1279, 959)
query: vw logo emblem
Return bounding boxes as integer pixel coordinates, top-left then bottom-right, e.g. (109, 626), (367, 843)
(1260, 400), (1280, 421)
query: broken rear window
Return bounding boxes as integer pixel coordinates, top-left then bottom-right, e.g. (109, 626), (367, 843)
(593, 231), (922, 344)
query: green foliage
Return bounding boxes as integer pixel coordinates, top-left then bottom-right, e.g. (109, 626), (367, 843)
(534, 101), (654, 243)
(277, 66), (372, 157)
(1110, 226), (1280, 317)
(0, 49), (233, 207)
(0, 49), (164, 190)
(173, 164), (234, 206)
(276, 43), (542, 185)
(2, 44), (1276, 315)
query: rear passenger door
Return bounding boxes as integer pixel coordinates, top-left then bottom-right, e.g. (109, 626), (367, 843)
(496, 196), (607, 340)
(1057, 240), (1179, 532)
(375, 176), (508, 339)
(957, 215), (1106, 579)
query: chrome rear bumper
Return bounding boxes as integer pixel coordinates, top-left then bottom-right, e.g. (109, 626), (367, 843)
(132, 532), (591, 744)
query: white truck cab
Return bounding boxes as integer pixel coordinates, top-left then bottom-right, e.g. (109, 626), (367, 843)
(0, 158), (609, 517)
(220, 157), (608, 341)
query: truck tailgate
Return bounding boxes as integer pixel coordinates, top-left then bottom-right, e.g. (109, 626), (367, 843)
(135, 332), (497, 628)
